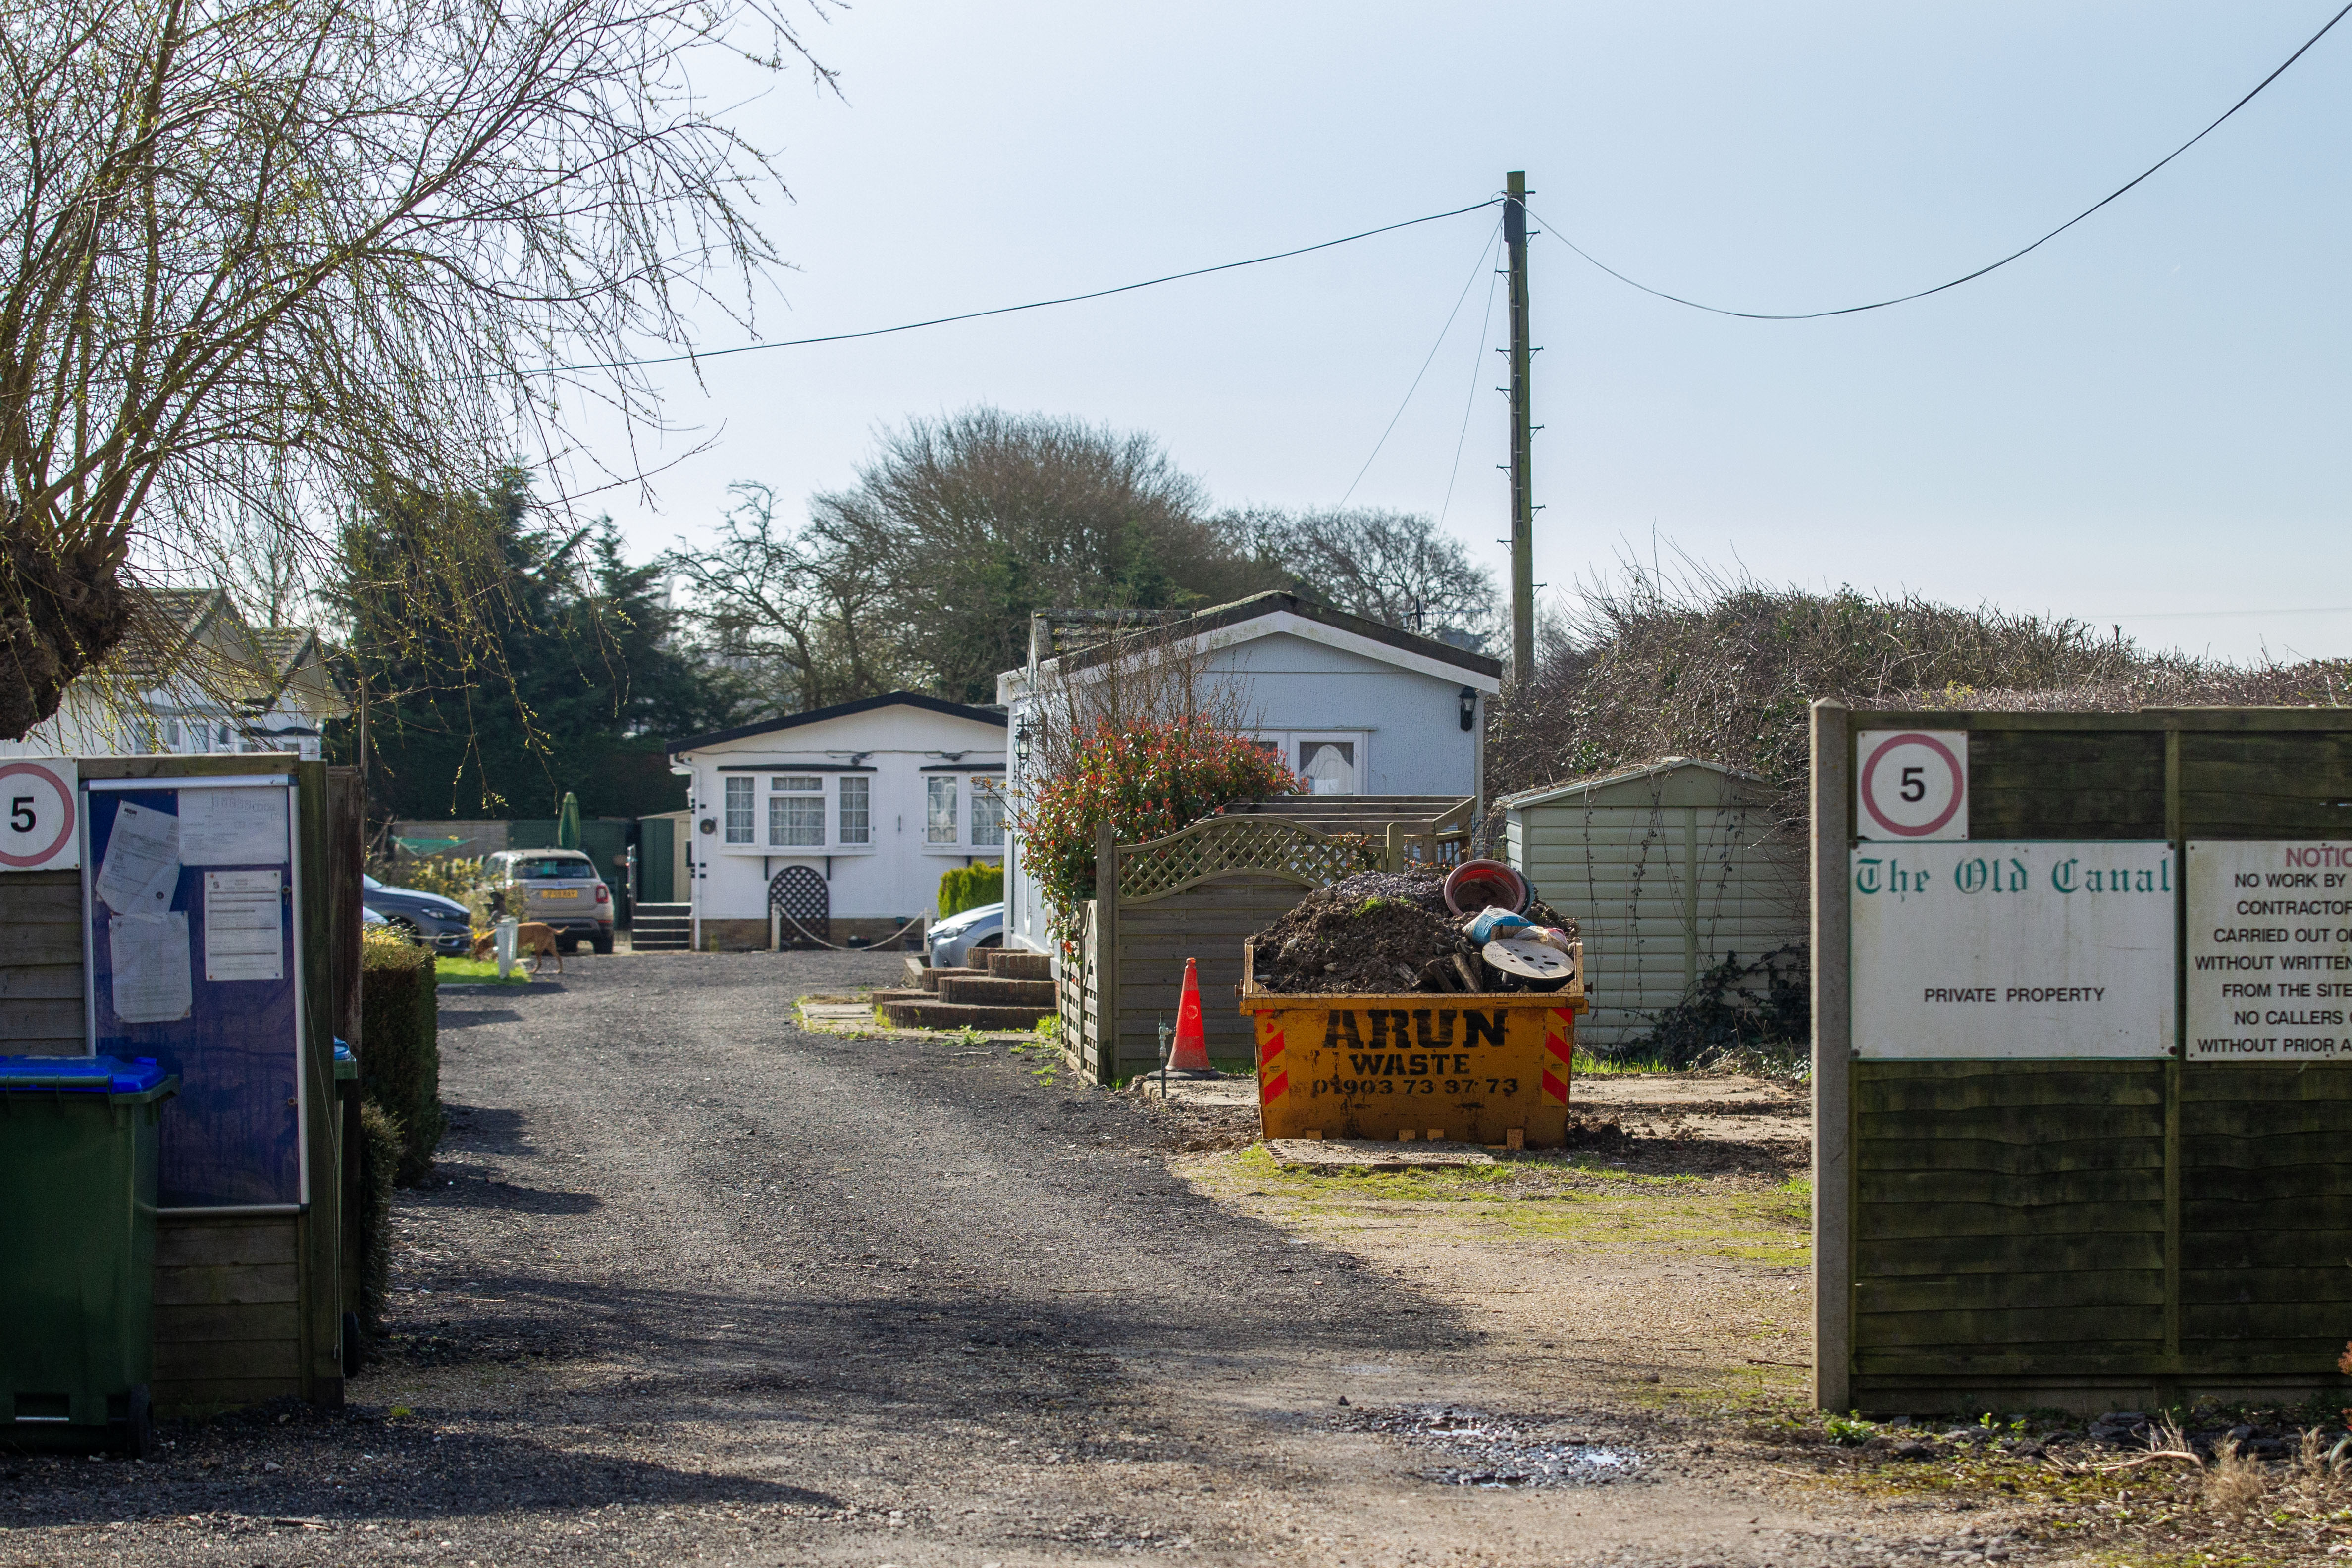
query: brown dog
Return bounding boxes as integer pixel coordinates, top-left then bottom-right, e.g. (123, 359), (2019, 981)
(470, 922), (563, 974)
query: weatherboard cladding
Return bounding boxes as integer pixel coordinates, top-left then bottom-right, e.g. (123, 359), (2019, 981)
(1505, 759), (1801, 1050)
(1832, 712), (2352, 1410)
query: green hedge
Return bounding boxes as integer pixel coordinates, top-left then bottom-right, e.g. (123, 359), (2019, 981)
(359, 930), (443, 1185)
(353, 1100), (403, 1334)
(937, 862), (1004, 919)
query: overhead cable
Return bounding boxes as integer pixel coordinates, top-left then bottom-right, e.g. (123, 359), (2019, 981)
(1526, 1), (2352, 320)
(518, 198), (1504, 377)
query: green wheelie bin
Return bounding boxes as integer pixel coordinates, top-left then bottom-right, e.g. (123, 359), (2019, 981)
(0, 1056), (178, 1457)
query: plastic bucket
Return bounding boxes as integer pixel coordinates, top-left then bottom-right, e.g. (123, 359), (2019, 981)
(1443, 859), (1530, 916)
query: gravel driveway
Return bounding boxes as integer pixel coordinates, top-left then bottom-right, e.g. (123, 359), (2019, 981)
(3, 953), (1975, 1566)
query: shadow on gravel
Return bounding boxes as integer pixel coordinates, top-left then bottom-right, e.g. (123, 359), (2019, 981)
(423, 1161), (601, 1216)
(439, 1010), (524, 1030)
(8, 1415), (846, 1527)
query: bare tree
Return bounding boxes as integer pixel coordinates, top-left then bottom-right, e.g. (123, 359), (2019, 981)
(667, 482), (911, 715)
(810, 409), (1280, 702)
(0, 0), (836, 740)
(1231, 507), (1497, 645)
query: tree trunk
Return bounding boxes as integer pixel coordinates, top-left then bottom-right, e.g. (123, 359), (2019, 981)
(0, 519), (134, 742)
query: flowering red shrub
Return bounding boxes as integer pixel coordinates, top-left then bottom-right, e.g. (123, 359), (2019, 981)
(1018, 716), (1300, 932)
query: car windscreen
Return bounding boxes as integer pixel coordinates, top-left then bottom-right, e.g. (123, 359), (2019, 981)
(515, 857), (594, 880)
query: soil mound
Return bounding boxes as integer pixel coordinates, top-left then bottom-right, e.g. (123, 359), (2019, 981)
(1249, 870), (1576, 995)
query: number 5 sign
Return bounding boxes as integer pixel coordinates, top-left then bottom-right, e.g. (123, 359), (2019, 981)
(0, 758), (79, 870)
(1857, 730), (1968, 842)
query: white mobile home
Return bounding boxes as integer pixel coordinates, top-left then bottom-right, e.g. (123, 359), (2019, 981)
(995, 591), (1503, 953)
(666, 692), (1008, 950)
(1500, 757), (1805, 1051)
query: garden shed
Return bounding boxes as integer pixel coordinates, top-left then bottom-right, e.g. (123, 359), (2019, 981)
(1499, 757), (1803, 1052)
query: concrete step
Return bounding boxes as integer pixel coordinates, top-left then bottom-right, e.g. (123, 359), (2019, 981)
(901, 955), (930, 987)
(633, 904), (690, 917)
(919, 966), (986, 993)
(877, 999), (1053, 1031)
(938, 975), (1056, 1008)
(984, 949), (1052, 982)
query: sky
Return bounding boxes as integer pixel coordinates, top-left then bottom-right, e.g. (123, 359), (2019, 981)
(565, 0), (2352, 665)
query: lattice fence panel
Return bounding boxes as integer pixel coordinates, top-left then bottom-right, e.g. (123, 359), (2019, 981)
(1117, 817), (1378, 904)
(767, 865), (830, 942)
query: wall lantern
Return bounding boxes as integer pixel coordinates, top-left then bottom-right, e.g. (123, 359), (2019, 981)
(1459, 686), (1478, 732)
(1015, 718), (1031, 765)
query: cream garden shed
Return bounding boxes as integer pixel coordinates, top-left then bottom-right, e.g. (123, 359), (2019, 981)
(1500, 757), (1805, 1051)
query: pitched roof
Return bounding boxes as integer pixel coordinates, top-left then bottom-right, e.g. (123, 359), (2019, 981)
(1025, 590), (1503, 683)
(1494, 756), (1769, 812)
(666, 690), (1008, 754)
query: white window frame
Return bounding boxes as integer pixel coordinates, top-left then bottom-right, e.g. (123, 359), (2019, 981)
(970, 775), (1006, 848)
(837, 774), (871, 847)
(768, 775), (825, 848)
(925, 775), (959, 846)
(723, 776), (755, 843)
(714, 771), (882, 856)
(1248, 730), (1371, 796)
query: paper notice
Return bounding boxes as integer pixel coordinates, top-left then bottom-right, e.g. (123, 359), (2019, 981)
(94, 801), (180, 913)
(180, 788), (288, 865)
(110, 912), (193, 1023)
(202, 869), (285, 982)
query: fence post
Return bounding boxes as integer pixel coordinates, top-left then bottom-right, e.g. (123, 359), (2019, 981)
(1810, 699), (1852, 1413)
(1095, 820), (1119, 1085)
(1385, 821), (1403, 872)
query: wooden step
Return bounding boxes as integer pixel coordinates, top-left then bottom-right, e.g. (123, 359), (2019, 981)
(983, 949), (1052, 981)
(877, 999), (1053, 1031)
(938, 975), (1056, 1008)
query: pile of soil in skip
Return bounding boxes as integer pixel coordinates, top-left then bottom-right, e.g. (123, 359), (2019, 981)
(1249, 870), (1576, 995)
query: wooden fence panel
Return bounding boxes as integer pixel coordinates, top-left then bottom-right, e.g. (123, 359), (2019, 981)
(1829, 708), (2352, 1412)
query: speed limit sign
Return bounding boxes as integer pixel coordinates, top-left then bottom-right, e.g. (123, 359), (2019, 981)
(0, 757), (79, 870)
(1857, 730), (1967, 842)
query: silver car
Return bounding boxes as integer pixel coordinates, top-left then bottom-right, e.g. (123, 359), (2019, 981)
(484, 849), (614, 954)
(926, 901), (1003, 969)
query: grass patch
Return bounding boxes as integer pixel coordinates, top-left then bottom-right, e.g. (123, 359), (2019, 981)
(1213, 1144), (1809, 1266)
(1570, 1049), (1672, 1075)
(434, 956), (534, 985)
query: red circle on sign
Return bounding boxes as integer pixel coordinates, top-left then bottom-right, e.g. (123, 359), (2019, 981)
(0, 761), (75, 867)
(1860, 732), (1964, 838)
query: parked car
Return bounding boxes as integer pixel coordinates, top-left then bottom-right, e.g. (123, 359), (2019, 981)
(926, 901), (1003, 969)
(362, 874), (474, 955)
(483, 849), (614, 954)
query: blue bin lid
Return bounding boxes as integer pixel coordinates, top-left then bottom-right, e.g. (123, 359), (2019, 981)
(0, 1055), (169, 1094)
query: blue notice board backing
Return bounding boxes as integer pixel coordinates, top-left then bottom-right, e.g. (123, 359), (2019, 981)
(83, 777), (304, 1209)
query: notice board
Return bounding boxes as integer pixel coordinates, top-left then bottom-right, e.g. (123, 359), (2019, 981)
(1813, 706), (2352, 1418)
(84, 775), (305, 1209)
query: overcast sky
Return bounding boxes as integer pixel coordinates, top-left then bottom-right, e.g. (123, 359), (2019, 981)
(568, 1), (2352, 664)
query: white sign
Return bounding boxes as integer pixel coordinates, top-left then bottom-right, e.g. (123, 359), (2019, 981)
(2186, 841), (2352, 1061)
(1851, 840), (2175, 1058)
(180, 787), (289, 865)
(203, 869), (285, 983)
(0, 758), (77, 871)
(1856, 729), (1969, 841)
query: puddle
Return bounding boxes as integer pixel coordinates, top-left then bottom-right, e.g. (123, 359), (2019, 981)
(1346, 1404), (1645, 1487)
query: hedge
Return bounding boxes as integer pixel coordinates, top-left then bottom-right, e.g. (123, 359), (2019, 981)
(352, 1101), (403, 1334)
(937, 861), (1003, 919)
(359, 928), (443, 1185)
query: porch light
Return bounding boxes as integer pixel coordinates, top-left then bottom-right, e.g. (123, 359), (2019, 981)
(1459, 686), (1477, 732)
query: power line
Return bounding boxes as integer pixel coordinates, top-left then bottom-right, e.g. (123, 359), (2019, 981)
(1339, 219), (1502, 507)
(517, 198), (1503, 378)
(1526, 0), (2352, 320)
(1436, 241), (1508, 532)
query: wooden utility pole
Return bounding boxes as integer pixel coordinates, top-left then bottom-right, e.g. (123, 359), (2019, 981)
(1505, 171), (1534, 684)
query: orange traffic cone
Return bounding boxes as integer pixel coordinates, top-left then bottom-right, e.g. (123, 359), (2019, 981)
(1166, 956), (1214, 1074)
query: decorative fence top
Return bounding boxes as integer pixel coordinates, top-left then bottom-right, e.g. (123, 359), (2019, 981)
(1117, 815), (1379, 904)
